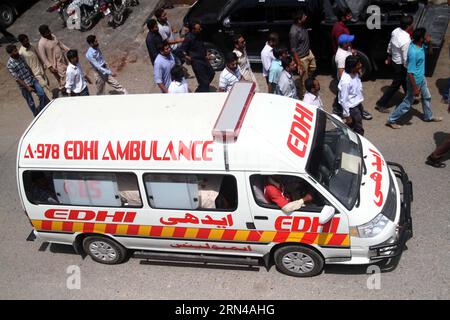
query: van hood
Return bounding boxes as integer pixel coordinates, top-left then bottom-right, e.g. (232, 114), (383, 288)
(348, 136), (394, 226)
(184, 0), (232, 24)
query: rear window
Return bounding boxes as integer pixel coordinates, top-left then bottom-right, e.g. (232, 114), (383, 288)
(23, 171), (142, 208)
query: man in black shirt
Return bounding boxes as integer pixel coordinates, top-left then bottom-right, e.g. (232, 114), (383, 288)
(146, 19), (163, 65)
(180, 22), (214, 92)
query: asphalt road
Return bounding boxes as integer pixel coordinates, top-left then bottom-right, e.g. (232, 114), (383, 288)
(0, 1), (449, 300)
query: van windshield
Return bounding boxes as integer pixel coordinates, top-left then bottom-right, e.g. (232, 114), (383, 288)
(306, 110), (362, 210)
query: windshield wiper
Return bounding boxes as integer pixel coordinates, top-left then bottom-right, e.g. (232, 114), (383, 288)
(362, 155), (367, 175)
(355, 185), (361, 208)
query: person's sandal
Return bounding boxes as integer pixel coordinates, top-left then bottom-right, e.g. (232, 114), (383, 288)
(425, 156), (446, 168)
(424, 117), (443, 122)
(386, 122), (402, 129)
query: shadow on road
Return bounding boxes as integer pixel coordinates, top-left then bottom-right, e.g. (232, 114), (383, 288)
(38, 241), (409, 276)
(139, 259), (261, 273)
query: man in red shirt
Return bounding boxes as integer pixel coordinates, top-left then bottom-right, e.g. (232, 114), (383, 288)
(264, 176), (313, 214)
(331, 8), (353, 54)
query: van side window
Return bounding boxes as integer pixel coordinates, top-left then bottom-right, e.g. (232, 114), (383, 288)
(23, 171), (142, 208)
(143, 174), (237, 211)
(250, 174), (327, 212)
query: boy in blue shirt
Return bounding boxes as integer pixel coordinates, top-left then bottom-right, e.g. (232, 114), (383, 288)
(387, 28), (442, 128)
(268, 48), (288, 94)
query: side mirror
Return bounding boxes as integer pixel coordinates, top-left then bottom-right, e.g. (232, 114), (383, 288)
(319, 205), (335, 224)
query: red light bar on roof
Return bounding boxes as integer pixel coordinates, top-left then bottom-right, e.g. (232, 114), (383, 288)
(212, 82), (256, 142)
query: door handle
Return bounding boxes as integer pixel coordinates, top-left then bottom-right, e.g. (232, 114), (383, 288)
(254, 216), (269, 220)
(258, 29), (269, 32)
(246, 222), (256, 229)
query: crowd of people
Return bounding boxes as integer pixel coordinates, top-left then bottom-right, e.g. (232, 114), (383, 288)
(3, 6), (449, 167)
(5, 23), (128, 115)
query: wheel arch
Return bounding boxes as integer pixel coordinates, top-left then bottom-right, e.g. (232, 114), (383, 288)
(268, 242), (326, 265)
(72, 232), (126, 255)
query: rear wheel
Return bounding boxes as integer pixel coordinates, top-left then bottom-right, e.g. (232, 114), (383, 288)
(331, 49), (372, 81)
(274, 245), (324, 277)
(0, 4), (16, 27)
(82, 236), (128, 264)
(357, 50), (372, 81)
(80, 6), (94, 31)
(112, 1), (125, 26)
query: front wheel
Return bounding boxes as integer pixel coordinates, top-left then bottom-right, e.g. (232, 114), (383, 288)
(274, 245), (324, 277)
(82, 236), (128, 264)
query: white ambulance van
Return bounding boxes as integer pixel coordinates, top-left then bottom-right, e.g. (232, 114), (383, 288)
(17, 83), (412, 277)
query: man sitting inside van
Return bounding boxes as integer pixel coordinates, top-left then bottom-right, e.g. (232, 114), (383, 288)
(264, 176), (312, 214)
(30, 172), (59, 204)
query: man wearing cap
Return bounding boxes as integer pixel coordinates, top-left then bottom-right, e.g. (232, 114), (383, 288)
(335, 34), (355, 80)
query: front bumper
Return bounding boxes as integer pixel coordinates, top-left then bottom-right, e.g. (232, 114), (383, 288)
(369, 162), (413, 260)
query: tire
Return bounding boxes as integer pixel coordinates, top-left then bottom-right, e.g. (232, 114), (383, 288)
(112, 2), (125, 26)
(79, 6), (94, 32)
(274, 245), (324, 277)
(356, 50), (372, 81)
(204, 42), (225, 71)
(113, 13), (125, 26)
(0, 4), (16, 27)
(82, 236), (128, 265)
(331, 50), (372, 81)
(80, 17), (93, 32)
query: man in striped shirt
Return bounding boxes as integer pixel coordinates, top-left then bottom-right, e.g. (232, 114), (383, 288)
(6, 44), (49, 116)
(218, 52), (241, 92)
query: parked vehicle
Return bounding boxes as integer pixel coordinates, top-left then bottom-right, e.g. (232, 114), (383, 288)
(103, 0), (140, 28)
(0, 0), (39, 27)
(183, 0), (449, 78)
(47, 0), (72, 28)
(18, 83), (413, 277)
(66, 0), (100, 31)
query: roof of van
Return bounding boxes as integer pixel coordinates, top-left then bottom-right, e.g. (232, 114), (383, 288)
(18, 92), (319, 173)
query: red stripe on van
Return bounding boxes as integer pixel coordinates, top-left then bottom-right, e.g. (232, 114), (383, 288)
(327, 234), (347, 246)
(127, 225), (139, 236)
(301, 233), (318, 244)
(221, 229), (237, 240)
(62, 222), (74, 232)
(273, 232), (290, 243)
(247, 231), (262, 242)
(105, 224), (117, 235)
(41, 220), (53, 231)
(172, 227), (187, 238)
(83, 223), (95, 233)
(196, 228), (211, 239)
(150, 226), (163, 237)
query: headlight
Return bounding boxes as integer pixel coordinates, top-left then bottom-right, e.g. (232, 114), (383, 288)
(350, 213), (390, 238)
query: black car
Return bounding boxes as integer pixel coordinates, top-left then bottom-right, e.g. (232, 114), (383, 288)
(0, 0), (38, 27)
(184, 0), (448, 78)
